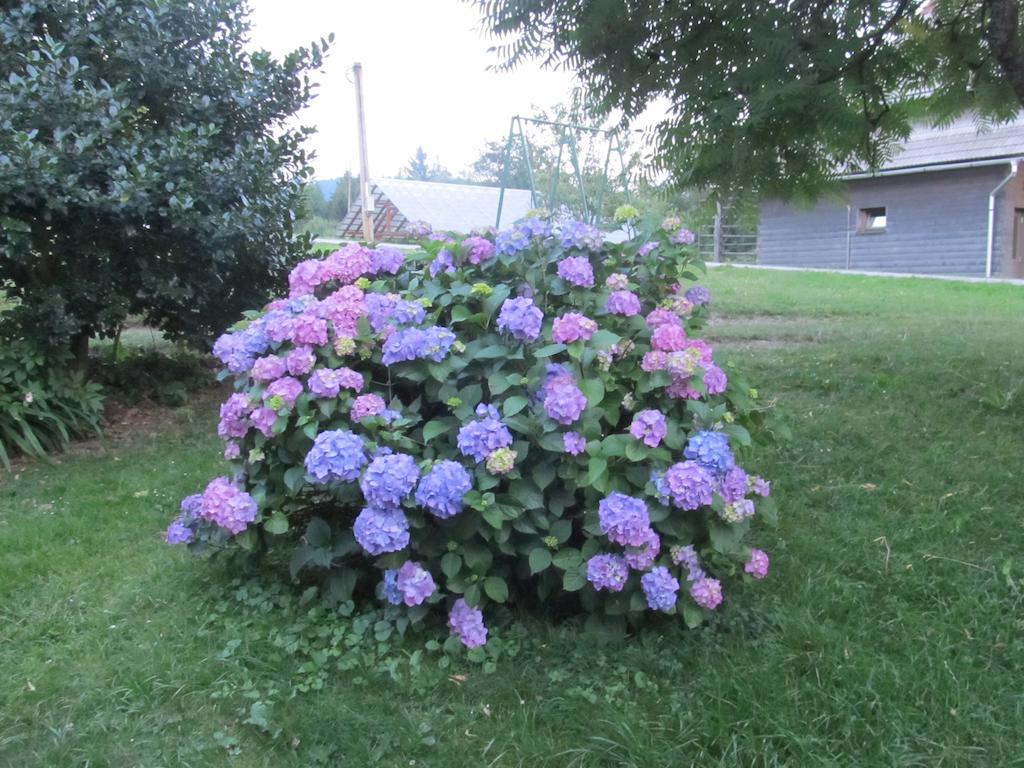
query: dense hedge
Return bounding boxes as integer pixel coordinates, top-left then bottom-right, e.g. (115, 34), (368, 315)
(167, 213), (780, 645)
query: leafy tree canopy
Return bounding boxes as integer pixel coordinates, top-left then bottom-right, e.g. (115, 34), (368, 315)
(475, 0), (1024, 199)
(0, 0), (330, 363)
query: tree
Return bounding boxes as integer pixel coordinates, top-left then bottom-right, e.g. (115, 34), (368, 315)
(326, 174), (353, 221)
(0, 0), (330, 367)
(405, 146), (431, 180)
(301, 183), (330, 220)
(475, 0), (1024, 199)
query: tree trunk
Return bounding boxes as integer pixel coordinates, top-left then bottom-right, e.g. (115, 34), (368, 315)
(71, 327), (91, 375)
(984, 0), (1024, 107)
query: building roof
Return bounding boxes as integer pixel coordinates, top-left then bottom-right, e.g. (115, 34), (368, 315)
(844, 112), (1024, 178)
(376, 178), (534, 232)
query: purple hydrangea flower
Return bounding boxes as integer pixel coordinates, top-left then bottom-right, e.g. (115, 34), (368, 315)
(670, 227), (697, 245)
(660, 461), (716, 510)
(263, 377), (303, 409)
(684, 431), (735, 476)
(671, 545), (706, 582)
(637, 241), (659, 257)
(641, 566), (680, 612)
(429, 249), (456, 277)
(685, 285), (710, 306)
(407, 220), (432, 238)
(496, 297), (543, 342)
(702, 364), (728, 395)
(360, 453), (420, 507)
(563, 431), (587, 456)
(457, 411), (513, 463)
(691, 577), (723, 610)
(543, 376), (587, 425)
(556, 256), (595, 288)
(551, 312), (598, 344)
(223, 441), (241, 460)
(351, 393), (387, 422)
(606, 290), (642, 317)
(462, 235), (495, 265)
(199, 477), (258, 535)
(745, 548), (770, 579)
(629, 409), (667, 448)
(495, 226), (530, 256)
(164, 518), (193, 545)
(598, 492), (651, 547)
(752, 476), (772, 497)
(290, 313), (328, 347)
(250, 407), (276, 437)
(354, 505), (410, 555)
(286, 346), (316, 376)
(559, 220), (604, 251)
(305, 429), (366, 484)
(448, 598), (488, 648)
(646, 308), (682, 331)
(396, 561), (436, 606)
(251, 355), (288, 383)
(261, 310), (295, 344)
(586, 553), (629, 592)
(323, 243), (373, 284)
(371, 246), (404, 275)
(719, 466), (749, 504)
(217, 393), (251, 440)
(652, 324), (687, 352)
(289, 259), (325, 297)
(382, 569), (402, 605)
(624, 528), (661, 571)
(416, 460), (473, 518)
(308, 368), (342, 398)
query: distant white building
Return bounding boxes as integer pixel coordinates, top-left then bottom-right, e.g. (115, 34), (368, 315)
(338, 178), (534, 239)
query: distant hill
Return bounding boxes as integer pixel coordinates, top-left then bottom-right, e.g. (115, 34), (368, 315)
(316, 178), (342, 199)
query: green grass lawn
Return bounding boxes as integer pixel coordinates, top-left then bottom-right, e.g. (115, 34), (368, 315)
(2, 267), (1023, 767)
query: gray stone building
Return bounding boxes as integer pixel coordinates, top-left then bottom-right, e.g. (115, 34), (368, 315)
(758, 115), (1024, 278)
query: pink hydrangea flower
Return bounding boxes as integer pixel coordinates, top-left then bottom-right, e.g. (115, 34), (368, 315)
(552, 312), (598, 344)
(286, 346), (316, 376)
(606, 290), (641, 317)
(651, 323), (686, 352)
(745, 549), (770, 579)
(691, 577), (723, 610)
(351, 393), (386, 421)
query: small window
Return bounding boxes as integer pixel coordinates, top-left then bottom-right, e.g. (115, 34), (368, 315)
(859, 207), (887, 233)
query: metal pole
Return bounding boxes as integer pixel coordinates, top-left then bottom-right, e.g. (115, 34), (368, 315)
(353, 62), (374, 244)
(496, 116), (517, 228)
(713, 201), (723, 263)
(845, 205), (852, 269)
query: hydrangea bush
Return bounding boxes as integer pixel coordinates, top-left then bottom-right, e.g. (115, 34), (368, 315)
(168, 214), (780, 644)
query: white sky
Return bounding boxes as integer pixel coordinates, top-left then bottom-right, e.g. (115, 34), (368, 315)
(247, 0), (581, 181)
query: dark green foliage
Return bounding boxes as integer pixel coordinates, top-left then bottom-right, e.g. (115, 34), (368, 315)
(94, 347), (214, 406)
(0, 0), (330, 357)
(475, 0), (1024, 198)
(0, 340), (103, 468)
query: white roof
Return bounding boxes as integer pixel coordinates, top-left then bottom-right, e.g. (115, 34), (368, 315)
(374, 178), (533, 231)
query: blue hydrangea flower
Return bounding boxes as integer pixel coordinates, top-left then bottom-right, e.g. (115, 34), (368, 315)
(353, 505), (410, 555)
(396, 561), (436, 606)
(457, 412), (513, 463)
(382, 569), (402, 604)
(496, 297), (543, 342)
(586, 553), (629, 592)
(212, 332), (256, 373)
(416, 460), (473, 518)
(360, 453), (420, 507)
(381, 326), (456, 365)
(641, 566), (680, 612)
(559, 220), (604, 251)
(685, 285), (711, 306)
(597, 492), (651, 547)
(495, 227), (530, 256)
(164, 518), (193, 545)
(305, 430), (367, 484)
(684, 430), (735, 476)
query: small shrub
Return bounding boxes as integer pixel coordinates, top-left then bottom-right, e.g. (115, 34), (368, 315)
(0, 341), (103, 468)
(168, 214), (780, 646)
(94, 346), (214, 406)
